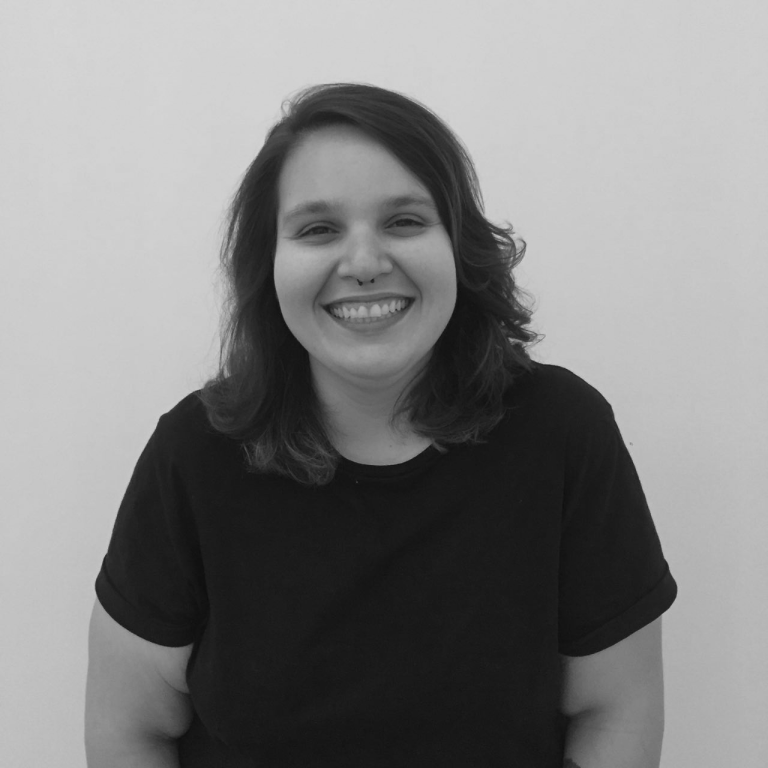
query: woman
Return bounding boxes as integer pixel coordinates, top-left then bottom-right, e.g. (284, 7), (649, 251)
(86, 83), (677, 767)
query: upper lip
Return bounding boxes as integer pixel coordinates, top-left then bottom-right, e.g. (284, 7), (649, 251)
(323, 293), (414, 308)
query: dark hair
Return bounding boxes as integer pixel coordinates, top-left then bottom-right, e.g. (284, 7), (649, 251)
(197, 82), (540, 486)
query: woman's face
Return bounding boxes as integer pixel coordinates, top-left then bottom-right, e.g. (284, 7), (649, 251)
(273, 125), (457, 393)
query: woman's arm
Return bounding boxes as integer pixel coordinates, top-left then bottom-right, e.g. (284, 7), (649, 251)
(84, 599), (194, 767)
(560, 617), (665, 767)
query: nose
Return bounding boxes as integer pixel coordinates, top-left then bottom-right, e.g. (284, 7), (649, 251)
(336, 227), (393, 283)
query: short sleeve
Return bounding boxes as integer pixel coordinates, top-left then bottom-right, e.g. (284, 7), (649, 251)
(558, 402), (677, 656)
(95, 415), (207, 647)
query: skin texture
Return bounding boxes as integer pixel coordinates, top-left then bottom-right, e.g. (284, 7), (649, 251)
(559, 617), (665, 766)
(85, 599), (194, 754)
(559, 617), (664, 719)
(273, 125), (457, 453)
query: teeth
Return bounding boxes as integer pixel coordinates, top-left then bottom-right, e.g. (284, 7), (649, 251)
(329, 298), (410, 321)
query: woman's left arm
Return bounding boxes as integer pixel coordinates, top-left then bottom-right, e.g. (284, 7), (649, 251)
(560, 617), (665, 768)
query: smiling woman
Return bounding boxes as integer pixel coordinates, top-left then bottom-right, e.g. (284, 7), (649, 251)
(272, 124), (458, 453)
(196, 82), (538, 481)
(88, 83), (677, 767)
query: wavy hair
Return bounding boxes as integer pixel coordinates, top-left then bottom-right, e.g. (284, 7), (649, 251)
(197, 82), (540, 486)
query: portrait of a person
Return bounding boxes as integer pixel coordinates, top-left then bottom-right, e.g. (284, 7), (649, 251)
(85, 82), (677, 767)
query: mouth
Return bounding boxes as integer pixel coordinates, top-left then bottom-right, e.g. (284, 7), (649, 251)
(323, 297), (415, 327)
(323, 297), (415, 322)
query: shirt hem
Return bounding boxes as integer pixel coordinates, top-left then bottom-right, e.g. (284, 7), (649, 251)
(95, 567), (198, 647)
(558, 563), (677, 656)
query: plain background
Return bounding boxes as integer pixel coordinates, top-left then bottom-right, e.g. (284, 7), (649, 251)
(2, 1), (766, 765)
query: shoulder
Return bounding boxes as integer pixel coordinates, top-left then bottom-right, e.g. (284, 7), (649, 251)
(506, 362), (614, 423)
(157, 390), (208, 432)
(149, 390), (239, 468)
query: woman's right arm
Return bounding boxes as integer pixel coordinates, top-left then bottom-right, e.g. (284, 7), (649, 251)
(85, 598), (195, 767)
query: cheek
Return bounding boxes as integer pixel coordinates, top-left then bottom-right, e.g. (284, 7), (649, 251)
(273, 250), (319, 314)
(433, 256), (458, 327)
(273, 248), (296, 296)
(420, 246), (458, 307)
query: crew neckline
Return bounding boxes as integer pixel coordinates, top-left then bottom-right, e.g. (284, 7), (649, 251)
(336, 443), (444, 483)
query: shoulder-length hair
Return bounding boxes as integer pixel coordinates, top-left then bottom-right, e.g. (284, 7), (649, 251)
(197, 82), (540, 487)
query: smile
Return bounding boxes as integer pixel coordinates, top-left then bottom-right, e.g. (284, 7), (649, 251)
(327, 297), (413, 321)
(324, 298), (414, 329)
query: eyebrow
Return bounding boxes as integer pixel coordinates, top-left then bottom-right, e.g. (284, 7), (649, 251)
(280, 194), (438, 226)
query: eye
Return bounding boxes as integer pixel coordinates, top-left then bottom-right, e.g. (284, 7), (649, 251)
(298, 224), (335, 237)
(391, 217), (423, 229)
(297, 218), (424, 239)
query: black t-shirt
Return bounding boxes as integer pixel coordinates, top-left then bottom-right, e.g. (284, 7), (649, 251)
(95, 363), (677, 767)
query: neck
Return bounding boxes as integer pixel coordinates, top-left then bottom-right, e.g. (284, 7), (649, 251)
(311, 361), (429, 462)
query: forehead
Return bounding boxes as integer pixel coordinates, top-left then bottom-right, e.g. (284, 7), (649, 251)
(277, 126), (430, 211)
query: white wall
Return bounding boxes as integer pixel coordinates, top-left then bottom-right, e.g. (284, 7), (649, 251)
(2, 1), (766, 764)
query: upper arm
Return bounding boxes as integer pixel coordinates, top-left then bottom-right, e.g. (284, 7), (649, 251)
(558, 616), (665, 721)
(85, 597), (195, 745)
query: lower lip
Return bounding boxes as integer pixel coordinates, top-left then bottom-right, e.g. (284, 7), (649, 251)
(324, 300), (414, 332)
